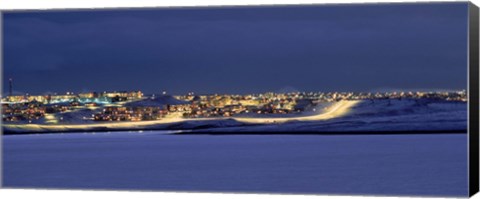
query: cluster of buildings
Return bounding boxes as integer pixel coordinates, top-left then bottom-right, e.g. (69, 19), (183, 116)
(1, 90), (467, 123)
(93, 106), (167, 121)
(214, 90), (467, 103)
(176, 95), (301, 118)
(2, 91), (143, 123)
(3, 91), (143, 105)
(2, 100), (46, 122)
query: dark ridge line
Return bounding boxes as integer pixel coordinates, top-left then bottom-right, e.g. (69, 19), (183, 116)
(178, 129), (468, 135)
(2, 127), (138, 136)
(2, 128), (467, 136)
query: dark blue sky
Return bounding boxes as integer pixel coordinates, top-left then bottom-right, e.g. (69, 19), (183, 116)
(3, 2), (468, 95)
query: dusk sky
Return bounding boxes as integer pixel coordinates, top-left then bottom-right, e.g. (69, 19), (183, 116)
(3, 2), (468, 95)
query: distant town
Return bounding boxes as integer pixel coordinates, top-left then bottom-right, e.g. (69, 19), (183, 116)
(1, 85), (467, 124)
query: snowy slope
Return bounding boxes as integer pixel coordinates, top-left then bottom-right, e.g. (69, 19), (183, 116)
(190, 99), (467, 133)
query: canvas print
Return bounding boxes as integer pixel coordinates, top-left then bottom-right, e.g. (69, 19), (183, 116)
(1, 2), (476, 197)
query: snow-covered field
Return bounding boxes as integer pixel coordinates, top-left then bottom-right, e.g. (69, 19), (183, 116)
(3, 133), (468, 196)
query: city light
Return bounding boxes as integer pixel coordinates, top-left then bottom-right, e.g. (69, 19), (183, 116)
(1, 90), (467, 132)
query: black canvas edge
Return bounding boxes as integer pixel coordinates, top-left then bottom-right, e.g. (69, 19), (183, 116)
(469, 1), (480, 197)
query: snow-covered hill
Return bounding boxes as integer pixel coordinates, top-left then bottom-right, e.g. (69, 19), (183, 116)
(191, 99), (467, 133)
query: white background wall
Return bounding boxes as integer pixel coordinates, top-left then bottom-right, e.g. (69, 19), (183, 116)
(0, 0), (479, 199)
